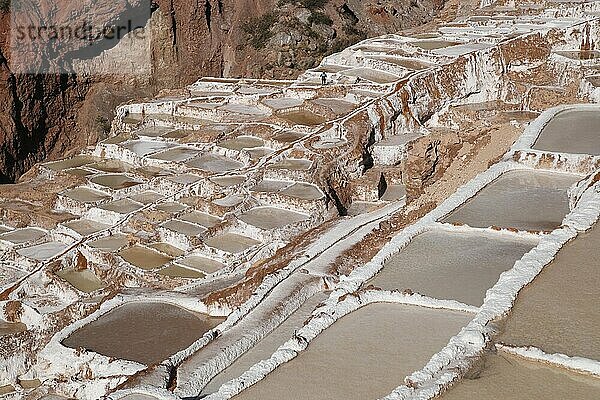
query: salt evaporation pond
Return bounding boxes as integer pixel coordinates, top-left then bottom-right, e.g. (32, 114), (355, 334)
(369, 229), (537, 306)
(180, 211), (222, 228)
(439, 351), (600, 400)
(90, 174), (142, 190)
(62, 302), (224, 365)
(210, 175), (247, 187)
(150, 147), (201, 162)
(17, 242), (67, 261)
(279, 110), (326, 126)
(88, 234), (129, 252)
(0, 320), (26, 336)
(121, 140), (176, 157)
(279, 182), (324, 200)
(0, 227), (46, 244)
(56, 268), (105, 293)
(63, 219), (110, 236)
(205, 233), (260, 254)
(201, 293), (328, 396)
(381, 184), (406, 201)
(99, 198), (144, 214)
(177, 255), (225, 274)
(217, 136), (264, 151)
(499, 224), (600, 360)
(119, 245), (173, 270)
(443, 169), (580, 231)
(532, 108), (600, 155)
(268, 159), (312, 171)
(234, 304), (472, 400)
(186, 154), (244, 173)
(63, 187), (110, 203)
(161, 219), (207, 236)
(239, 206), (309, 230)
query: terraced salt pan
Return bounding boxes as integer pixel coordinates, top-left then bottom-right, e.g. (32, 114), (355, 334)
(119, 245), (173, 270)
(201, 293), (328, 396)
(0, 227), (46, 244)
(17, 242), (67, 261)
(268, 159), (312, 171)
(272, 131), (308, 143)
(88, 234), (129, 252)
(212, 194), (245, 208)
(499, 224), (600, 360)
(121, 140), (177, 157)
(234, 304), (472, 400)
(161, 219), (207, 236)
(56, 268), (105, 293)
(239, 207), (310, 230)
(251, 179), (293, 193)
(443, 169), (580, 231)
(262, 98), (304, 111)
(246, 147), (274, 160)
(134, 126), (173, 138)
(63, 187), (110, 203)
(186, 154), (244, 173)
(0, 320), (26, 336)
(63, 219), (111, 236)
(532, 109), (600, 155)
(210, 175), (247, 187)
(410, 39), (461, 50)
(178, 255), (225, 274)
(62, 302), (224, 365)
(279, 182), (324, 200)
(99, 198), (144, 214)
(90, 174), (143, 190)
(159, 264), (205, 279)
(205, 233), (261, 254)
(341, 68), (401, 84)
(381, 184), (406, 201)
(278, 110), (326, 126)
(149, 147), (201, 162)
(217, 136), (264, 151)
(129, 191), (164, 204)
(156, 202), (188, 213)
(439, 351), (600, 400)
(148, 242), (185, 257)
(167, 173), (202, 185)
(311, 98), (356, 114)
(180, 211), (222, 228)
(368, 229), (538, 306)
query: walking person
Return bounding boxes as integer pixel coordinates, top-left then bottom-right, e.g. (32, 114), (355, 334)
(321, 71), (327, 85)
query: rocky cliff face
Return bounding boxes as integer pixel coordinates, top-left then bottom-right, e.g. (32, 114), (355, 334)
(0, 0), (445, 182)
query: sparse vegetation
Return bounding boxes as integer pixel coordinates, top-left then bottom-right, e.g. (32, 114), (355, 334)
(242, 12), (278, 49)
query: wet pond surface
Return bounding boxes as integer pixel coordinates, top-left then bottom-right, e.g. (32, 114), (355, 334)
(369, 229), (537, 306)
(443, 170), (580, 231)
(205, 233), (261, 254)
(234, 304), (472, 400)
(439, 351), (600, 400)
(62, 302), (224, 365)
(56, 268), (105, 293)
(119, 245), (173, 270)
(90, 174), (143, 191)
(186, 154), (244, 173)
(278, 109), (326, 126)
(202, 293), (329, 395)
(239, 207), (310, 230)
(499, 224), (600, 360)
(533, 108), (600, 155)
